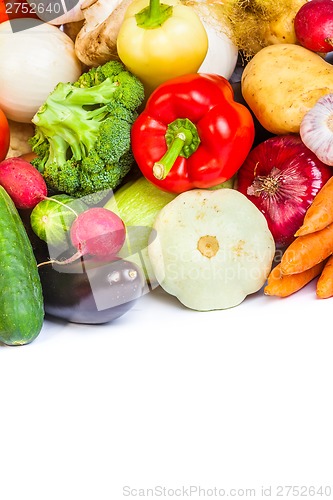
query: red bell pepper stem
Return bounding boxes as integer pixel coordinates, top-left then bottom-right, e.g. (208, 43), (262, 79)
(153, 118), (200, 180)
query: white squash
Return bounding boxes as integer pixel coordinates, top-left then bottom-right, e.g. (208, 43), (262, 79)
(148, 189), (275, 311)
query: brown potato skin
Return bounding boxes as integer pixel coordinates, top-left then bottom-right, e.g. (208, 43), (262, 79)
(241, 44), (333, 135)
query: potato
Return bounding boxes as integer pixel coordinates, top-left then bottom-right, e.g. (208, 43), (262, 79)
(262, 2), (305, 46)
(241, 43), (333, 135)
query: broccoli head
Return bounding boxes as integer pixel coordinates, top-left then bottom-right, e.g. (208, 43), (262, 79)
(29, 61), (145, 200)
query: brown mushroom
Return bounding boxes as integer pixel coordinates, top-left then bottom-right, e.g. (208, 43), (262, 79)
(74, 0), (134, 67)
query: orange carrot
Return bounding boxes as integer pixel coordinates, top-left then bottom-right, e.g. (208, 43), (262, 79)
(280, 223), (333, 275)
(295, 176), (333, 236)
(316, 255), (333, 299)
(264, 261), (326, 298)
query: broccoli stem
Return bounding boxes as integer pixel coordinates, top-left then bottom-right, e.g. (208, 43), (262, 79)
(54, 79), (121, 106)
(32, 79), (123, 161)
(47, 135), (69, 168)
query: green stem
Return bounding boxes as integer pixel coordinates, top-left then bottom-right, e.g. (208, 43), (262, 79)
(149, 0), (162, 20)
(153, 118), (200, 180)
(153, 131), (190, 180)
(135, 0), (173, 29)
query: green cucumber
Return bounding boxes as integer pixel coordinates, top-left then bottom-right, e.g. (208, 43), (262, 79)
(0, 186), (44, 346)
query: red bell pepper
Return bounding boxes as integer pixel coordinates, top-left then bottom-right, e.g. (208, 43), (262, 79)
(131, 73), (255, 193)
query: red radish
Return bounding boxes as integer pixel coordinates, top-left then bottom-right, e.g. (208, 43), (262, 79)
(0, 157), (47, 209)
(71, 207), (126, 257)
(294, 0), (333, 53)
(236, 135), (332, 248)
(45, 208), (127, 266)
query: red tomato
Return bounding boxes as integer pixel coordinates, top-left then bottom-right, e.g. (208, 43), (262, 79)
(0, 0), (40, 23)
(0, 1), (8, 22)
(0, 108), (10, 161)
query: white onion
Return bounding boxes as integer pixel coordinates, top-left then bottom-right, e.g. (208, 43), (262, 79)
(198, 19), (238, 80)
(198, 17), (238, 79)
(187, 1), (238, 79)
(0, 19), (82, 123)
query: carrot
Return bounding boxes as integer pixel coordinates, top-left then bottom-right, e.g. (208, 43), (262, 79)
(295, 176), (333, 237)
(316, 255), (333, 299)
(264, 261), (326, 298)
(280, 223), (333, 275)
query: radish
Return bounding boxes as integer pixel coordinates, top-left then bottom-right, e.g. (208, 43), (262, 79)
(0, 157), (47, 209)
(0, 157), (86, 223)
(43, 207), (127, 266)
(71, 207), (126, 257)
(0, 157), (126, 264)
(294, 0), (333, 53)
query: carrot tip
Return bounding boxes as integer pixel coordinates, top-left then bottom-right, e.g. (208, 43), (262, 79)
(316, 291), (333, 299)
(294, 226), (308, 237)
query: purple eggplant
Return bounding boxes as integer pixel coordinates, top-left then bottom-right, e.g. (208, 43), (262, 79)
(19, 208), (146, 324)
(38, 257), (145, 324)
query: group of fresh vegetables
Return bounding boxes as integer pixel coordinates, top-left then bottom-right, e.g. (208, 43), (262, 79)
(1, 0), (333, 346)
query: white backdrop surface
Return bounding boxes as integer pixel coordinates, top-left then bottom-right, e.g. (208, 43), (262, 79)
(1, 282), (333, 500)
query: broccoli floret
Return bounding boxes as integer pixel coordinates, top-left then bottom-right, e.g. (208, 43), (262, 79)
(96, 116), (132, 163)
(29, 129), (49, 171)
(42, 159), (80, 195)
(74, 60), (127, 88)
(80, 149), (134, 195)
(42, 148), (134, 201)
(29, 61), (145, 200)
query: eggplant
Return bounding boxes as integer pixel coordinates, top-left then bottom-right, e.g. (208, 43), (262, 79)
(19, 208), (146, 325)
(38, 257), (146, 324)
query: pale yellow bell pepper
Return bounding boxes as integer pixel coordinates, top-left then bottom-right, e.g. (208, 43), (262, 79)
(116, 0), (208, 96)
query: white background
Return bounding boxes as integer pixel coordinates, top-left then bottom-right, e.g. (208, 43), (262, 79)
(1, 281), (333, 500)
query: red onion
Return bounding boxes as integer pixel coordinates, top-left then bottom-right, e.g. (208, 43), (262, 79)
(236, 135), (333, 248)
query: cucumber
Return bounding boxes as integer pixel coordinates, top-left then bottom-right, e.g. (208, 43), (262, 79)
(0, 186), (44, 346)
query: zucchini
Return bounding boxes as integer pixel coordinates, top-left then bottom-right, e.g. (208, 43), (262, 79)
(0, 186), (44, 346)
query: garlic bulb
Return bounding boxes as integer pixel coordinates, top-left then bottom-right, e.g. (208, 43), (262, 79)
(300, 93), (333, 166)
